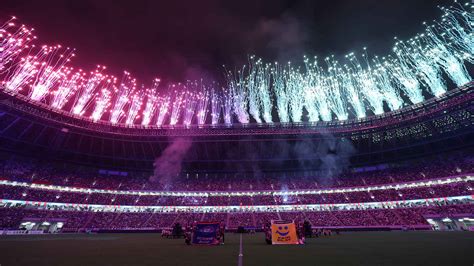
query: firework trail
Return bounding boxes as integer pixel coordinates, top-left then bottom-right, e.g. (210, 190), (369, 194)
(72, 66), (107, 116)
(91, 83), (113, 122)
(222, 88), (233, 124)
(156, 95), (171, 127)
(110, 71), (135, 124)
(195, 82), (210, 125)
(272, 62), (290, 123)
(141, 79), (160, 126)
(51, 68), (85, 109)
(29, 45), (75, 102)
(0, 17), (36, 73)
(210, 88), (222, 125)
(125, 89), (144, 125)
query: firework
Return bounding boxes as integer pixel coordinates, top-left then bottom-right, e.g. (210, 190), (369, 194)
(141, 79), (160, 126)
(125, 89), (144, 125)
(72, 66), (107, 116)
(222, 88), (233, 124)
(156, 95), (171, 127)
(0, 17), (36, 72)
(182, 90), (197, 126)
(169, 84), (185, 125)
(51, 68), (85, 109)
(29, 45), (74, 101)
(210, 88), (222, 125)
(195, 82), (210, 125)
(0, 4), (471, 126)
(110, 71), (136, 124)
(227, 70), (249, 124)
(272, 62), (290, 123)
(91, 85), (113, 122)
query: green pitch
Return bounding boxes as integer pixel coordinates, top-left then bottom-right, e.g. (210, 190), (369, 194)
(0, 231), (472, 265)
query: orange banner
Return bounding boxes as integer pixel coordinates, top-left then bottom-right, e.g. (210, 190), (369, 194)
(271, 221), (299, 245)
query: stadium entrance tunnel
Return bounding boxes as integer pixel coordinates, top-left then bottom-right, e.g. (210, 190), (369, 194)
(18, 219), (65, 234)
(425, 216), (474, 231)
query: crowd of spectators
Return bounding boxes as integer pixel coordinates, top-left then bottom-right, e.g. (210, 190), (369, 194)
(1, 202), (471, 231)
(0, 177), (470, 207)
(1, 153), (472, 192)
(0, 153), (472, 231)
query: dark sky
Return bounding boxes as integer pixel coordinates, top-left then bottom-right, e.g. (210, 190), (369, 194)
(0, 0), (453, 85)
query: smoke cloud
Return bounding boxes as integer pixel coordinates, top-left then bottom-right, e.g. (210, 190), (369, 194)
(313, 134), (356, 185)
(223, 133), (356, 187)
(271, 134), (356, 187)
(249, 13), (309, 62)
(150, 137), (193, 188)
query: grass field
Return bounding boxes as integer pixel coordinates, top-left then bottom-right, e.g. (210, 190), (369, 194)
(0, 231), (472, 265)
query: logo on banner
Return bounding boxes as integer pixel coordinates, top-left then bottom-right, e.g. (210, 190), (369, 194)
(276, 225), (289, 236)
(192, 222), (220, 245)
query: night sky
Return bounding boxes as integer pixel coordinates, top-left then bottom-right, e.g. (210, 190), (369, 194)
(0, 0), (454, 86)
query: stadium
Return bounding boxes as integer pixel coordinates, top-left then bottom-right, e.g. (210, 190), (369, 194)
(0, 1), (473, 265)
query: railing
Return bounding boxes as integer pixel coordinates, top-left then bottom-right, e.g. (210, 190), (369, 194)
(0, 174), (472, 197)
(0, 195), (471, 213)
